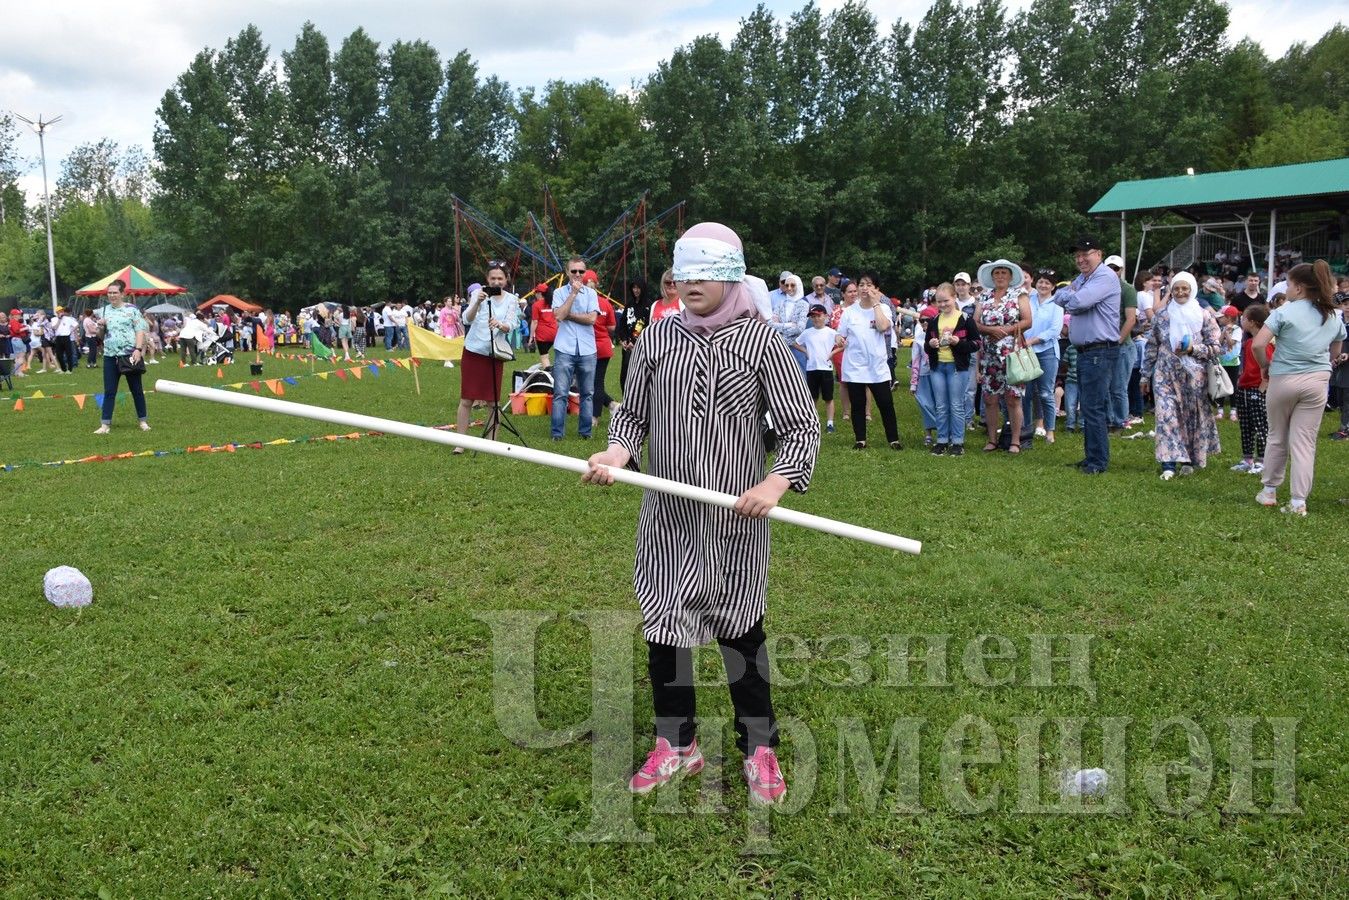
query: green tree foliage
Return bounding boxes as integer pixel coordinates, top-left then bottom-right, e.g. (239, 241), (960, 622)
(8, 5), (1345, 306)
(0, 113), (25, 229)
(1243, 104), (1349, 168)
(1267, 25), (1349, 109)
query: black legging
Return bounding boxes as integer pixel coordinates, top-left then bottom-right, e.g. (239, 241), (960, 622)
(847, 381), (900, 444)
(594, 355), (613, 412)
(647, 618), (776, 754)
(618, 346), (634, 400)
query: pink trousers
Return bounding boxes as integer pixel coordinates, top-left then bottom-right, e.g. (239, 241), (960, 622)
(1261, 371), (1330, 503)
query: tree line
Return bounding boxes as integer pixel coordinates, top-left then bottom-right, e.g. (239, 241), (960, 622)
(1, 0), (1346, 306)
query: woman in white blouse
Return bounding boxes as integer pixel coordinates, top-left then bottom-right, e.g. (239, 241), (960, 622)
(837, 272), (902, 450)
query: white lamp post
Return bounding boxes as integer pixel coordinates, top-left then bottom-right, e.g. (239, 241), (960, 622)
(14, 113), (62, 313)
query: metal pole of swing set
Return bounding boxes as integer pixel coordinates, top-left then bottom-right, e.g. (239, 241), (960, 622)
(15, 113), (62, 313)
(1120, 213), (1127, 279)
(1267, 208), (1277, 290)
(153, 379), (922, 555)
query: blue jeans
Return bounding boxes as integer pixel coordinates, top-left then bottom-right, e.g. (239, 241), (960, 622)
(1021, 350), (1060, 434)
(790, 346), (808, 377)
(1077, 344), (1118, 471)
(1109, 340), (1133, 427)
(551, 350), (596, 438)
(1064, 382), (1080, 429)
(929, 362), (971, 445)
(914, 372), (938, 431)
(396, 325), (409, 350)
(383, 327), (393, 350)
(964, 350), (980, 428)
(101, 353), (148, 424)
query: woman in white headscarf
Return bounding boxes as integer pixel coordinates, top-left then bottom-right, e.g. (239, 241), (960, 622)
(581, 222), (819, 808)
(1140, 271), (1221, 479)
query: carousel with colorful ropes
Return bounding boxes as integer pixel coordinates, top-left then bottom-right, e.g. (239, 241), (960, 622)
(450, 189), (685, 307)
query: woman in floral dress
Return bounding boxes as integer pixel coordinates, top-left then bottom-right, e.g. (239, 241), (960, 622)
(975, 259), (1032, 453)
(1140, 272), (1221, 479)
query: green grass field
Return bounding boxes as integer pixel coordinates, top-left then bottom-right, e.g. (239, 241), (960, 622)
(3, 349), (1346, 897)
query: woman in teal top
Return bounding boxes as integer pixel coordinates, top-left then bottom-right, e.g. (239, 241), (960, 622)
(1252, 260), (1346, 515)
(95, 279), (151, 434)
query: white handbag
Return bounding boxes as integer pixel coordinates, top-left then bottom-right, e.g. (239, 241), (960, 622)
(1206, 359), (1234, 400)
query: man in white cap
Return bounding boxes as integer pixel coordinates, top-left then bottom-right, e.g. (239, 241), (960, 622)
(953, 272), (975, 314)
(1103, 254), (1138, 430)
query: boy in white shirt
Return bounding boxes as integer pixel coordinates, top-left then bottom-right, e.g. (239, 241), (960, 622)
(793, 303), (842, 432)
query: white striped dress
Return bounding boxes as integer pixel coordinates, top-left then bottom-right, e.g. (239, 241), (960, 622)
(608, 315), (820, 648)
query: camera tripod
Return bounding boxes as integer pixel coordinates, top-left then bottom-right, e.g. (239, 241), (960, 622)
(478, 337), (528, 449)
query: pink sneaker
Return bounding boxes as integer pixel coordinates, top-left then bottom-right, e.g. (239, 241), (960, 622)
(629, 737), (704, 794)
(743, 746), (787, 805)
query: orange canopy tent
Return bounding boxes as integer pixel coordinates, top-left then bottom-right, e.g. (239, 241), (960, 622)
(75, 265), (186, 296)
(199, 294), (263, 314)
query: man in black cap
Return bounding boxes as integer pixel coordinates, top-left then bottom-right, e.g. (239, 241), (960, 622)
(825, 267), (844, 305)
(1051, 235), (1121, 474)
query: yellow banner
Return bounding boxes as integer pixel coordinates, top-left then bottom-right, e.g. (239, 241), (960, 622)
(407, 327), (464, 361)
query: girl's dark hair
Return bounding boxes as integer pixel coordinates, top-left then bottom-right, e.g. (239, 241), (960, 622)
(856, 271), (879, 287)
(1285, 260), (1336, 323)
(625, 277), (652, 303)
(1242, 303), (1270, 328)
(1133, 271), (1152, 291)
(485, 260), (509, 279)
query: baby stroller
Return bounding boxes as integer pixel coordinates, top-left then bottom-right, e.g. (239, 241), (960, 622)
(198, 329), (233, 365)
(520, 366), (554, 396)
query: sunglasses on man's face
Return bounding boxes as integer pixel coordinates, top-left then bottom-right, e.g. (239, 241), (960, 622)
(569, 269), (585, 275)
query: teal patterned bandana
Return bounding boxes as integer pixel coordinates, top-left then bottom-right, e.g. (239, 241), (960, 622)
(672, 237), (747, 282)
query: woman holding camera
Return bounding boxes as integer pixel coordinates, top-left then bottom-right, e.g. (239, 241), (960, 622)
(455, 263), (520, 450)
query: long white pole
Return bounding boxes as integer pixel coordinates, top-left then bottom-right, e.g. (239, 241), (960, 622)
(154, 379), (922, 554)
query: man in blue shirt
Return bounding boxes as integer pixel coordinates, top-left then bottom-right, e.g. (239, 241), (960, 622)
(551, 257), (600, 440)
(1052, 235), (1121, 474)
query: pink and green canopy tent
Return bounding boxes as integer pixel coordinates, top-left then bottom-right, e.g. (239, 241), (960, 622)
(75, 265), (187, 297)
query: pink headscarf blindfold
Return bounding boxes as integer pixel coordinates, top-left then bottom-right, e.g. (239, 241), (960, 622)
(674, 222), (769, 336)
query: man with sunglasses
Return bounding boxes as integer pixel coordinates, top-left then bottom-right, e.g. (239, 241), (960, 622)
(551, 257), (600, 440)
(807, 276), (834, 316)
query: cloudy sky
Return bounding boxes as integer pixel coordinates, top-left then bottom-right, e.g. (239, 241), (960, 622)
(4, 0), (1345, 202)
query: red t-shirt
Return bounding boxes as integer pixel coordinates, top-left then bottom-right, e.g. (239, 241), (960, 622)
(593, 297), (617, 359)
(650, 297), (682, 322)
(531, 298), (558, 343)
(1237, 336), (1273, 389)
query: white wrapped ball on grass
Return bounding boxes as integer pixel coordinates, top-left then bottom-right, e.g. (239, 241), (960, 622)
(44, 566), (93, 608)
